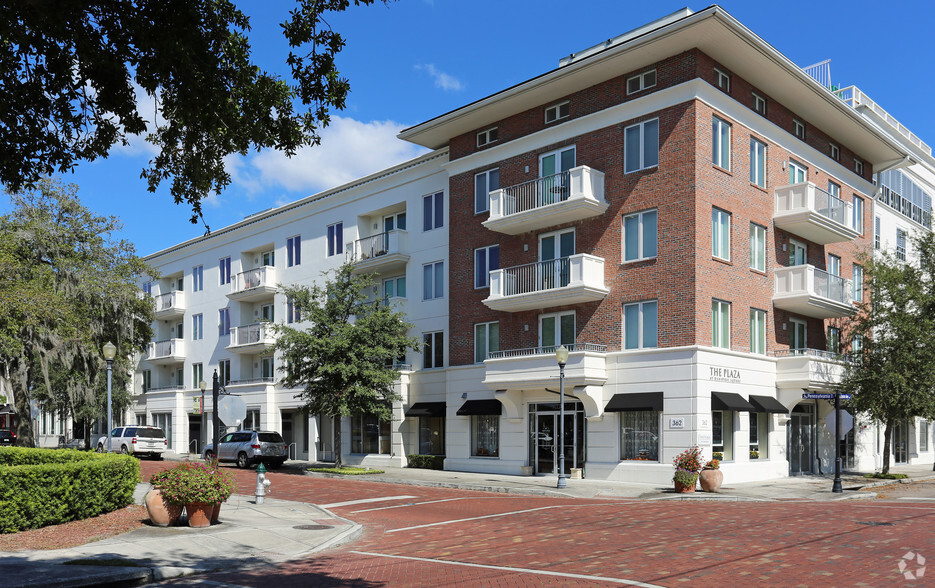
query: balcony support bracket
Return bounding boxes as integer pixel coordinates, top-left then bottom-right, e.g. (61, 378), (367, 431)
(574, 385), (604, 421)
(494, 389), (524, 422)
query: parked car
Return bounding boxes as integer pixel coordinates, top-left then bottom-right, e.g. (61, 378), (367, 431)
(203, 430), (287, 469)
(0, 430), (16, 445)
(95, 426), (167, 459)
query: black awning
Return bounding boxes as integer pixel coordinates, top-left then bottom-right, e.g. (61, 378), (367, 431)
(456, 399), (502, 416)
(604, 392), (663, 412)
(405, 402), (446, 417)
(0, 404), (15, 415)
(711, 392), (756, 412)
(749, 395), (790, 414)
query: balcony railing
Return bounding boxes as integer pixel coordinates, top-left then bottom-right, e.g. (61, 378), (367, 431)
(488, 343), (607, 359)
(773, 182), (858, 244)
(153, 291), (185, 318)
(229, 266), (277, 301)
(145, 339), (186, 364)
(346, 229), (410, 274)
(772, 348), (850, 390)
(773, 265), (854, 319)
(486, 254), (608, 312)
(771, 348), (851, 362)
(484, 166), (607, 235)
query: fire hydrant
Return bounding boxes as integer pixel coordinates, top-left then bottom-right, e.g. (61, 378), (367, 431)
(255, 463), (272, 504)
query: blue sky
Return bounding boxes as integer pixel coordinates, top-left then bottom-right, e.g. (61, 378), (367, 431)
(6, 1), (935, 256)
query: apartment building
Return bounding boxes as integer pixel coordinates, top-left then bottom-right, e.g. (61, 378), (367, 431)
(128, 6), (935, 483)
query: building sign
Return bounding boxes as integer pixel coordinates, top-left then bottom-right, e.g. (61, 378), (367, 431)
(193, 397), (202, 415)
(669, 418), (685, 429)
(708, 366), (741, 384)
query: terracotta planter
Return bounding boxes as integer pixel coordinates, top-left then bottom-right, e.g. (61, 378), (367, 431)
(674, 479), (697, 493)
(144, 488), (183, 527)
(186, 502), (214, 528)
(699, 468), (723, 493)
(211, 502), (222, 524)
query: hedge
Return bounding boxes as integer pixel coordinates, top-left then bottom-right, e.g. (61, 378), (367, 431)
(0, 447), (140, 534)
(407, 454), (445, 470)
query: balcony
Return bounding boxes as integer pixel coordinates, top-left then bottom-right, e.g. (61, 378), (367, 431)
(484, 254), (608, 312)
(773, 348), (850, 390)
(773, 265), (854, 319)
(153, 291), (185, 320)
(484, 166), (607, 235)
(346, 230), (410, 276)
(226, 323), (277, 355)
(228, 266), (277, 302)
(773, 182), (859, 244)
(145, 339), (186, 365)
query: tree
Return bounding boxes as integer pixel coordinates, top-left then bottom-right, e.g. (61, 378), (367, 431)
(0, 178), (154, 446)
(1, 0), (387, 225)
(273, 264), (419, 467)
(837, 232), (935, 474)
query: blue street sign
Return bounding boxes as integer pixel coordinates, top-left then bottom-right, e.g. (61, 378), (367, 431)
(801, 393), (851, 400)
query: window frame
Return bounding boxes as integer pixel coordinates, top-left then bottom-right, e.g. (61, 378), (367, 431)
(712, 116), (731, 171)
(712, 207), (731, 261)
(219, 256), (232, 285)
(853, 195), (864, 234)
(750, 308), (767, 355)
(712, 409), (733, 461)
(192, 363), (203, 390)
(623, 300), (658, 350)
(897, 228), (907, 261)
(192, 265), (203, 292)
(474, 244), (500, 289)
(423, 191), (444, 232)
(544, 101), (570, 124)
(539, 310), (576, 350)
(752, 92), (766, 115)
(474, 168), (499, 215)
(192, 313), (203, 341)
(286, 235), (301, 267)
(218, 359), (231, 387)
(423, 261), (444, 301)
(750, 138), (767, 188)
(423, 330), (444, 369)
(218, 307), (231, 336)
(471, 414), (500, 457)
(622, 209), (658, 263)
(830, 143), (840, 161)
(712, 299), (731, 349)
(793, 119), (806, 140)
(623, 118), (659, 174)
(750, 222), (766, 272)
(474, 321), (500, 364)
(855, 159), (864, 176)
(326, 223), (343, 257)
(476, 126), (498, 148)
(620, 410), (660, 461)
(714, 67), (730, 92)
(382, 276), (406, 301)
(790, 317), (808, 350)
(853, 265), (864, 302)
(626, 69), (656, 94)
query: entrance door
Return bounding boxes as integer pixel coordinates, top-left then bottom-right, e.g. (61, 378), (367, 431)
(317, 413), (335, 462)
(188, 414), (202, 455)
(530, 403), (584, 475)
(540, 146), (575, 205)
(894, 419), (909, 464)
(535, 413), (556, 474)
(789, 404), (813, 475)
(539, 230), (575, 290)
(789, 239), (807, 266)
(281, 411), (294, 460)
(383, 212), (406, 252)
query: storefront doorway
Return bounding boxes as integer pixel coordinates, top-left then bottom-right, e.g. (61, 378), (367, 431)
(529, 402), (585, 475)
(893, 419), (909, 464)
(789, 403), (815, 475)
(317, 414), (335, 462)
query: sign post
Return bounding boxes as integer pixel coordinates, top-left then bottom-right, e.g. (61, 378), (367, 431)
(802, 391), (848, 493)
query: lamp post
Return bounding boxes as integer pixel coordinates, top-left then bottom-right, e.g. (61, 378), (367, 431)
(199, 379), (207, 454)
(212, 369), (220, 456)
(555, 345), (569, 489)
(102, 342), (117, 453)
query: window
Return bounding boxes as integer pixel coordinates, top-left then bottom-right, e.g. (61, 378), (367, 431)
(474, 322), (499, 363)
(475, 168), (499, 214)
(351, 413), (390, 454)
(136, 413), (146, 425)
(142, 370), (151, 393)
(471, 414), (499, 457)
(423, 261), (444, 300)
(712, 116), (731, 170)
(218, 359), (231, 386)
(853, 196), (864, 234)
(828, 254), (841, 277)
(790, 318), (807, 351)
(192, 266), (203, 292)
(218, 308), (231, 336)
(624, 119), (659, 173)
(192, 314), (203, 340)
(423, 191), (444, 231)
(855, 159), (864, 176)
(853, 265), (864, 302)
(545, 101), (570, 123)
(474, 245), (500, 289)
(752, 92), (766, 115)
(750, 138), (767, 188)
(383, 276), (406, 301)
(261, 357), (274, 379)
(874, 216), (881, 249)
(261, 303), (274, 322)
(262, 250), (274, 266)
(789, 238), (807, 266)
(828, 181), (841, 199)
(793, 119), (806, 140)
(243, 409), (260, 431)
(142, 282), (152, 296)
(152, 413), (172, 449)
(750, 309), (766, 355)
(620, 410), (659, 461)
(192, 363), (203, 390)
(712, 207), (731, 261)
(750, 223), (766, 272)
(789, 160), (807, 184)
(176, 369), (184, 387)
(921, 421), (930, 453)
(219, 257), (231, 285)
(286, 297), (301, 323)
(327, 223), (343, 257)
(626, 69), (656, 94)
(419, 416), (445, 455)
(750, 412), (768, 459)
(827, 327), (841, 354)
(852, 334), (863, 357)
(897, 228), (907, 261)
(712, 299), (730, 349)
(622, 209), (657, 262)
(714, 67), (730, 92)
(623, 300), (657, 350)
(476, 126), (498, 147)
(286, 235), (301, 267)
(423, 331), (444, 369)
(712, 410), (733, 461)
(540, 311), (575, 351)
(830, 143), (840, 161)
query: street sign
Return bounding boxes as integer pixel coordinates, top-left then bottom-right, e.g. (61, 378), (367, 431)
(825, 410), (854, 436)
(801, 393), (852, 400)
(218, 395), (246, 426)
(193, 397), (202, 415)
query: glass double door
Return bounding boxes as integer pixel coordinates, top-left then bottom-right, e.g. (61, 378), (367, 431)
(530, 403), (584, 475)
(789, 404), (814, 475)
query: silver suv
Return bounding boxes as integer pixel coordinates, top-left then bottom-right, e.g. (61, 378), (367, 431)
(96, 426), (167, 459)
(203, 430), (287, 469)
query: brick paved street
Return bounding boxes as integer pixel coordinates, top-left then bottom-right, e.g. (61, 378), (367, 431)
(142, 462), (935, 586)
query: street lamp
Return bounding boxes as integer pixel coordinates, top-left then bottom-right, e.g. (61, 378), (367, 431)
(212, 369), (220, 456)
(199, 379), (207, 455)
(102, 341), (117, 453)
(555, 345), (569, 489)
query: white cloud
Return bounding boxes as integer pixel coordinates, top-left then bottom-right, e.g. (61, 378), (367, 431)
(415, 63), (464, 92)
(228, 116), (429, 197)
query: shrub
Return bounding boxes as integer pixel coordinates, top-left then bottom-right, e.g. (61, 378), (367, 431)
(407, 454), (445, 470)
(157, 461), (236, 505)
(673, 468), (699, 486)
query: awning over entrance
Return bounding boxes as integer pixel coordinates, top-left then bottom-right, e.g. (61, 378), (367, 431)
(711, 392), (755, 412)
(405, 402), (446, 417)
(0, 404), (15, 415)
(604, 392), (663, 412)
(749, 395), (789, 414)
(456, 399), (503, 416)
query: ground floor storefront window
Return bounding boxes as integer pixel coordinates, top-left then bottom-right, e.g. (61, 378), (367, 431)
(153, 412), (172, 449)
(420, 416), (444, 455)
(749, 412), (767, 459)
(620, 411), (659, 461)
(712, 410), (733, 461)
(351, 413), (390, 454)
(472, 415), (499, 457)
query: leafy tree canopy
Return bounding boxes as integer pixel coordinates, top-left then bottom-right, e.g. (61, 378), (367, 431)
(0, 178), (154, 445)
(273, 263), (419, 466)
(0, 0), (387, 224)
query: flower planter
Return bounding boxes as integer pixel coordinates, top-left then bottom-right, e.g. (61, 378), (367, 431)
(699, 468), (723, 493)
(211, 502), (222, 524)
(144, 488), (183, 527)
(674, 480), (696, 493)
(186, 502), (213, 528)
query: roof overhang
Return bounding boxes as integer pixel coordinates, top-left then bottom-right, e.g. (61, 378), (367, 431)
(399, 5), (910, 168)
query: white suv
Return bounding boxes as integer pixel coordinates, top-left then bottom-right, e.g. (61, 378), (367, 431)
(96, 426), (167, 459)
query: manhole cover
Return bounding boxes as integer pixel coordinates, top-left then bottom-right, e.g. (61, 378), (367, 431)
(293, 524), (334, 530)
(857, 521), (893, 526)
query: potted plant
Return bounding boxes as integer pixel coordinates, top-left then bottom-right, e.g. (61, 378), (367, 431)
(157, 461), (236, 528)
(699, 459), (723, 492)
(144, 469), (183, 527)
(672, 446), (702, 493)
(750, 449), (759, 460)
